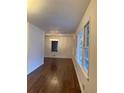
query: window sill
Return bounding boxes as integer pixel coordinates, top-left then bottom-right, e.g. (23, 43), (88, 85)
(78, 62), (89, 81)
(81, 67), (89, 81)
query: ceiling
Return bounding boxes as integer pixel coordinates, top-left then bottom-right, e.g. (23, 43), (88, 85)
(27, 0), (90, 34)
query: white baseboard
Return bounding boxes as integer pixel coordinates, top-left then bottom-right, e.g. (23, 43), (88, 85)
(72, 56), (84, 93)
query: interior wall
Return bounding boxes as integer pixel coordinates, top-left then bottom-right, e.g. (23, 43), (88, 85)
(45, 34), (74, 58)
(72, 0), (97, 93)
(27, 23), (44, 75)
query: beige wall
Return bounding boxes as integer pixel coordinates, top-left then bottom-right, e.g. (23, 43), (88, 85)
(27, 23), (44, 74)
(45, 34), (74, 58)
(72, 0), (97, 93)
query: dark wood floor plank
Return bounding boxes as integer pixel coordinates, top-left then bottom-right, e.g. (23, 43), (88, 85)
(27, 58), (81, 93)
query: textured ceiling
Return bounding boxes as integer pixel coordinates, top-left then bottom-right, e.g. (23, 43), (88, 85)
(28, 0), (90, 34)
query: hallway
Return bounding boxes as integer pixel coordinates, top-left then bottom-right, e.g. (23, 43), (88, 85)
(28, 58), (81, 93)
(27, 0), (97, 93)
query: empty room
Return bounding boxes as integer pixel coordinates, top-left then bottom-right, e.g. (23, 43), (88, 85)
(27, 0), (97, 93)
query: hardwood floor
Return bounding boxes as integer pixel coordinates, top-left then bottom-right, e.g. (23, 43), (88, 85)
(27, 58), (81, 93)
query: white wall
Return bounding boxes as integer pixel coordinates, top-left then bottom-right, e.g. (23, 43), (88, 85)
(45, 34), (73, 58)
(27, 23), (44, 75)
(73, 0), (97, 93)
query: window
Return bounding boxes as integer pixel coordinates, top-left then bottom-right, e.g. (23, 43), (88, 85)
(76, 31), (83, 67)
(51, 41), (58, 52)
(83, 22), (90, 74)
(75, 22), (90, 78)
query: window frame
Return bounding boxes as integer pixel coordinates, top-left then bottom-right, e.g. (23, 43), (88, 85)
(82, 21), (90, 80)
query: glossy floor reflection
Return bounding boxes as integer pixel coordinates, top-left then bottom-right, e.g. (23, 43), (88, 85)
(27, 58), (81, 93)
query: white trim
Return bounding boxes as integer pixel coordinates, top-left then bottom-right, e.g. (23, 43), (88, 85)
(82, 67), (89, 79)
(45, 34), (73, 37)
(49, 39), (59, 41)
